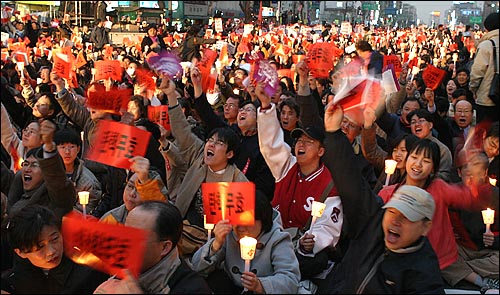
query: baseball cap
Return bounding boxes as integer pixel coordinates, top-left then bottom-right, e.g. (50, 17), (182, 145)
(382, 185), (435, 222)
(291, 126), (325, 144)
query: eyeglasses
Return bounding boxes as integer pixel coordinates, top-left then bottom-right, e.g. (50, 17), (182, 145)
(410, 118), (428, 125)
(57, 145), (78, 151)
(22, 127), (39, 136)
(296, 138), (315, 145)
(239, 107), (256, 113)
(455, 109), (472, 115)
(206, 137), (226, 147)
(21, 161), (40, 168)
(223, 103), (238, 109)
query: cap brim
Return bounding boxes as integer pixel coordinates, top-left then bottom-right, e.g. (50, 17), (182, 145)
(383, 201), (421, 222)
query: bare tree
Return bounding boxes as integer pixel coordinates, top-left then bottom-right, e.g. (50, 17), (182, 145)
(239, 1), (253, 23)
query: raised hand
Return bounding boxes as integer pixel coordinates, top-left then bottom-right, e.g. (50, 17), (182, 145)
(211, 219), (232, 252)
(40, 119), (57, 151)
(129, 156), (150, 184)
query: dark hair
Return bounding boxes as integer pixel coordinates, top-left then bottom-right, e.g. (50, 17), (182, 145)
(54, 128), (82, 147)
(134, 201), (182, 247)
(278, 98), (300, 117)
(388, 133), (419, 157)
(129, 95), (148, 118)
(399, 96), (423, 113)
(355, 40), (372, 52)
(407, 108), (434, 124)
(487, 121), (499, 139)
(435, 96), (451, 113)
(407, 139), (441, 188)
(8, 205), (60, 253)
(255, 190), (273, 233)
(452, 88), (467, 99)
(207, 127), (240, 164)
(24, 146), (40, 160)
(455, 67), (470, 76)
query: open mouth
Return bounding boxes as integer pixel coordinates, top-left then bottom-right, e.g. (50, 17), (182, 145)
(206, 150), (215, 158)
(386, 229), (400, 243)
(296, 149), (306, 156)
(23, 175), (32, 182)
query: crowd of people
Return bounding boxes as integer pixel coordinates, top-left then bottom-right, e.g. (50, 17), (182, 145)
(1, 4), (499, 294)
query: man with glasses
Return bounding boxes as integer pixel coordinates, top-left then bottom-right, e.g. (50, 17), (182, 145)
(222, 96), (243, 126)
(158, 74), (248, 258)
(6, 120), (75, 221)
(190, 66), (275, 199)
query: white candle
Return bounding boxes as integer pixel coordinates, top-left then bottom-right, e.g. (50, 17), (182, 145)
(204, 215), (214, 241)
(384, 159), (398, 186)
(482, 208), (495, 233)
(78, 191), (89, 217)
(239, 236), (257, 292)
(489, 178), (497, 186)
(17, 62), (25, 79)
(239, 236), (257, 260)
(310, 201), (326, 234)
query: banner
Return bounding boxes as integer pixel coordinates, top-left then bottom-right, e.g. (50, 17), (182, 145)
(62, 211), (147, 279)
(251, 59), (279, 97)
(334, 77), (384, 126)
(383, 55), (402, 74)
(202, 182), (255, 225)
(134, 67), (156, 92)
(147, 50), (182, 78)
(214, 18), (223, 33)
(86, 85), (131, 114)
(86, 120), (151, 169)
(94, 60), (123, 82)
(198, 48), (218, 92)
(52, 52), (71, 79)
(148, 105), (170, 131)
(305, 43), (337, 79)
(422, 64), (446, 90)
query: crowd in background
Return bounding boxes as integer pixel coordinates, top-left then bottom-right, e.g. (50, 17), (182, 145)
(1, 4), (499, 294)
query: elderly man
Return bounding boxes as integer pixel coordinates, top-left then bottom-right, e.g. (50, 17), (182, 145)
(93, 201), (212, 294)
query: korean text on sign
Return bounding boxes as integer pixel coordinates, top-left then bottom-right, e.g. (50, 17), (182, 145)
(202, 182), (255, 226)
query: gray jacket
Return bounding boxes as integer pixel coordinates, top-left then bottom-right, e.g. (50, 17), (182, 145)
(191, 210), (300, 294)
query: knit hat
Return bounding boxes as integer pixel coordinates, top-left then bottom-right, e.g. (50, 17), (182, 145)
(484, 12), (499, 31)
(383, 185), (435, 222)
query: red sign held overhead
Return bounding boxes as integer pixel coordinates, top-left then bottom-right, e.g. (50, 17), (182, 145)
(422, 64), (446, 91)
(62, 211), (147, 279)
(86, 85), (132, 114)
(86, 121), (151, 169)
(202, 182), (255, 226)
(148, 105), (170, 131)
(383, 55), (402, 74)
(94, 60), (123, 82)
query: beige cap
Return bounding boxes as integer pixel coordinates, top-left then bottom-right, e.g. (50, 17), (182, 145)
(382, 185), (435, 222)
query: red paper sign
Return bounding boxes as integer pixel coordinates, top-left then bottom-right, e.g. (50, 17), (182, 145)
(202, 182), (255, 225)
(148, 105), (170, 131)
(422, 64), (446, 90)
(52, 53), (71, 79)
(306, 43), (336, 78)
(135, 67), (156, 92)
(86, 120), (151, 169)
(94, 60), (123, 82)
(383, 55), (402, 73)
(198, 48), (218, 92)
(86, 85), (131, 114)
(62, 211), (147, 279)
